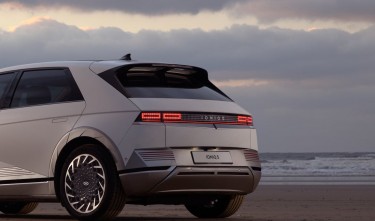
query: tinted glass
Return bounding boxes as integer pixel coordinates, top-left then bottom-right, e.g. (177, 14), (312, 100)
(0, 72), (16, 107)
(118, 66), (230, 101)
(11, 69), (83, 108)
(125, 87), (229, 100)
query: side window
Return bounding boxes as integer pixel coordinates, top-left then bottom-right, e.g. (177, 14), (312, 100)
(11, 69), (83, 108)
(0, 72), (16, 107)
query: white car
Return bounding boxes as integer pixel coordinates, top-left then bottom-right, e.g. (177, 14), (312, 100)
(0, 56), (261, 220)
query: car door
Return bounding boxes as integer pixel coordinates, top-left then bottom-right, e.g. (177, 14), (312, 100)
(0, 68), (85, 188)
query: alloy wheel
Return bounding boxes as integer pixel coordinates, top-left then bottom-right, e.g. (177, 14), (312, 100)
(64, 154), (106, 214)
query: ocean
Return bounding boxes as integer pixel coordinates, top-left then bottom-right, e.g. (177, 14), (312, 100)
(259, 152), (375, 185)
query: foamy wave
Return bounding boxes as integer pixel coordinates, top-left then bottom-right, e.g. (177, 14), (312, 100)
(261, 152), (375, 176)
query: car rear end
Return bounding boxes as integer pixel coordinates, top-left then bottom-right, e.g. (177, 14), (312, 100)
(97, 62), (261, 201)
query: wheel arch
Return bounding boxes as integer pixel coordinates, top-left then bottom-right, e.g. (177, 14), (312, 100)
(49, 127), (125, 199)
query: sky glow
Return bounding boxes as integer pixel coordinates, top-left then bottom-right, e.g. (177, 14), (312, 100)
(1, 0), (374, 152)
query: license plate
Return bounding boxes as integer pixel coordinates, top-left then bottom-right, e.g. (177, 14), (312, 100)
(191, 151), (233, 164)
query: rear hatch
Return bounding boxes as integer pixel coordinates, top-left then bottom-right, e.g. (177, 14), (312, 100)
(99, 63), (254, 149)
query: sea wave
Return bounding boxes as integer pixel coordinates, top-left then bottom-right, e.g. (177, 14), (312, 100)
(260, 152), (375, 176)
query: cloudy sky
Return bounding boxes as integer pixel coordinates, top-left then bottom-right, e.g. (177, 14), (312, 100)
(1, 0), (375, 152)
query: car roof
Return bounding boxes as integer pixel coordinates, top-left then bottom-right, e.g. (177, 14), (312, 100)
(0, 60), (136, 74)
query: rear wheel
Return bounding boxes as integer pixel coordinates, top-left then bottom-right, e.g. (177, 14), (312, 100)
(0, 202), (38, 214)
(59, 144), (126, 221)
(185, 195), (244, 218)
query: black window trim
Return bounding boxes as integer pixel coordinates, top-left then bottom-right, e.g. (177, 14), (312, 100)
(0, 67), (84, 109)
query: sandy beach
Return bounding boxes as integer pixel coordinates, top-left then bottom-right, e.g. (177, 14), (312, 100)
(0, 185), (374, 221)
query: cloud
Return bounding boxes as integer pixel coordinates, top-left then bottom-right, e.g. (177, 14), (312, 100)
(5, 20), (374, 85)
(2, 0), (375, 25)
(1, 19), (375, 152)
(231, 0), (375, 23)
(0, 0), (244, 15)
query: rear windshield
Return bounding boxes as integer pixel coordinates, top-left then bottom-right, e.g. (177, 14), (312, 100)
(114, 65), (231, 101)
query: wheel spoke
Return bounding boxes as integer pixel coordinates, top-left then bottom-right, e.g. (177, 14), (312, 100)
(76, 158), (80, 168)
(97, 173), (105, 179)
(98, 190), (103, 201)
(82, 155), (88, 164)
(86, 202), (91, 212)
(99, 181), (104, 190)
(66, 183), (72, 190)
(67, 194), (75, 198)
(77, 204), (85, 211)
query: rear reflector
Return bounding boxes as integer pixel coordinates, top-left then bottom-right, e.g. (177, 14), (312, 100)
(139, 112), (253, 126)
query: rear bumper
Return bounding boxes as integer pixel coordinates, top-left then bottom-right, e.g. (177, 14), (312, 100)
(119, 165), (261, 197)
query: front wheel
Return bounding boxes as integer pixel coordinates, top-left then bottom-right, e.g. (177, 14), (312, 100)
(0, 202), (38, 214)
(185, 195), (244, 218)
(59, 144), (126, 221)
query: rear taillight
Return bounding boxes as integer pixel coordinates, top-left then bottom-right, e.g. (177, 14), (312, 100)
(141, 112), (161, 122)
(238, 115), (253, 126)
(138, 112), (253, 126)
(163, 113), (182, 121)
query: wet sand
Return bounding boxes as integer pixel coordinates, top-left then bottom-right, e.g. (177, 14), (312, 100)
(0, 185), (374, 221)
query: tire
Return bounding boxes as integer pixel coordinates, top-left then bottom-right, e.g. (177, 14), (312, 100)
(185, 195), (244, 218)
(0, 202), (38, 214)
(59, 144), (126, 221)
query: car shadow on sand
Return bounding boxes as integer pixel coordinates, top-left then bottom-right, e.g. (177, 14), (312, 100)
(0, 214), (73, 220)
(0, 214), (267, 221)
